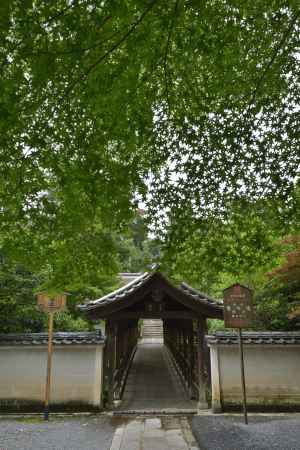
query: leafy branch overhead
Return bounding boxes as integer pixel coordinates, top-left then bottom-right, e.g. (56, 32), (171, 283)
(0, 1), (299, 273)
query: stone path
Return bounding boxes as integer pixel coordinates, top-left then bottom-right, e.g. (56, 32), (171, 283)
(119, 342), (197, 411)
(109, 416), (198, 450)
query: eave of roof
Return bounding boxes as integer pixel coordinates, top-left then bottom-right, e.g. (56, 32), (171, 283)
(78, 272), (152, 311)
(180, 282), (223, 307)
(206, 331), (300, 346)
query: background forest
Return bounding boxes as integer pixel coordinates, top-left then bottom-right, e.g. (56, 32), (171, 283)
(1, 196), (299, 333)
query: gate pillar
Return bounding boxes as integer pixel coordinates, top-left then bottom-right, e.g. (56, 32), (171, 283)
(197, 317), (209, 409)
(105, 320), (118, 406)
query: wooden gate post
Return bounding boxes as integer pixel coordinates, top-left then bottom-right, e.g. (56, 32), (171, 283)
(105, 320), (118, 406)
(197, 317), (209, 409)
(112, 321), (119, 403)
(188, 320), (194, 399)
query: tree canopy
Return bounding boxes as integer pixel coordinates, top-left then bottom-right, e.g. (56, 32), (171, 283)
(0, 1), (299, 284)
(0, 213), (158, 333)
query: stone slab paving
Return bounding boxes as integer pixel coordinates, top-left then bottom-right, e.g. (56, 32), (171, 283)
(119, 342), (197, 411)
(191, 414), (300, 450)
(0, 415), (115, 450)
(109, 416), (198, 450)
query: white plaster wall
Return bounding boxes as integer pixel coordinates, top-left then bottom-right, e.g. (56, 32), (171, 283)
(210, 344), (300, 409)
(0, 345), (104, 407)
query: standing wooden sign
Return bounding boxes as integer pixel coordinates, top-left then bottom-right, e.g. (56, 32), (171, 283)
(37, 293), (67, 421)
(223, 283), (253, 329)
(223, 283), (253, 425)
(37, 293), (66, 313)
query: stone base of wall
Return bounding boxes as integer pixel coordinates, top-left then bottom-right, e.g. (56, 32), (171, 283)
(0, 399), (103, 413)
(222, 392), (300, 411)
(222, 400), (300, 413)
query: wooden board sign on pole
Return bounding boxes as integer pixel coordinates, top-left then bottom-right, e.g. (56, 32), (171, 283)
(37, 293), (66, 421)
(223, 283), (253, 425)
(37, 293), (66, 313)
(223, 284), (253, 329)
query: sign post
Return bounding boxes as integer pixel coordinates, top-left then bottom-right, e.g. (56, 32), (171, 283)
(45, 311), (54, 421)
(223, 284), (253, 425)
(238, 327), (247, 424)
(37, 293), (66, 421)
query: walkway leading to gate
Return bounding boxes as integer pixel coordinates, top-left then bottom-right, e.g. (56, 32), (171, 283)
(118, 341), (197, 412)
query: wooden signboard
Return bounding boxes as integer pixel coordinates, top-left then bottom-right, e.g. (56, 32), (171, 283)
(223, 283), (253, 329)
(223, 283), (253, 425)
(37, 293), (66, 313)
(36, 292), (67, 420)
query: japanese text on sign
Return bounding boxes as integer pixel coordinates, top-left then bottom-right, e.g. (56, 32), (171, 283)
(223, 284), (253, 328)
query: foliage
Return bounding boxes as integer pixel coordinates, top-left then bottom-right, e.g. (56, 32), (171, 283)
(0, 1), (299, 331)
(254, 280), (300, 331)
(0, 211), (158, 333)
(163, 200), (284, 294)
(163, 192), (300, 331)
(117, 213), (160, 272)
(0, 251), (120, 333)
(255, 234), (300, 329)
(0, 256), (44, 333)
(0, 1), (299, 280)
(207, 319), (226, 333)
(268, 235), (300, 284)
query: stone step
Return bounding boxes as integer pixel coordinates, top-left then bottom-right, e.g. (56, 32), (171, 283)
(142, 326), (163, 330)
(142, 334), (163, 338)
(142, 319), (164, 339)
(142, 335), (163, 339)
(143, 330), (163, 333)
(143, 329), (163, 333)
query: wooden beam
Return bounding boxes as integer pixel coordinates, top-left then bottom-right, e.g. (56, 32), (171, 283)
(108, 310), (197, 320)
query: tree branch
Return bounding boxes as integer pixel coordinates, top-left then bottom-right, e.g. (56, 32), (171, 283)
(62, 0), (160, 99)
(42, 0), (80, 26)
(163, 0), (180, 112)
(1, 5), (111, 71)
(248, 9), (300, 109)
(23, 27), (118, 58)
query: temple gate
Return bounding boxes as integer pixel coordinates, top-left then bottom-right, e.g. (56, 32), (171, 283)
(79, 272), (223, 409)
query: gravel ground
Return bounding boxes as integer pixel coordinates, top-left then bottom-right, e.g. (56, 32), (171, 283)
(0, 415), (116, 450)
(191, 414), (300, 450)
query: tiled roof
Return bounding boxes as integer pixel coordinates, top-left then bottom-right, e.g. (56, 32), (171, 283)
(79, 272), (152, 311)
(206, 331), (300, 346)
(79, 272), (223, 316)
(0, 331), (104, 346)
(180, 282), (223, 309)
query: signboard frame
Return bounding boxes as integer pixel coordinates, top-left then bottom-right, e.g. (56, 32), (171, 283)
(223, 283), (253, 425)
(37, 293), (66, 313)
(223, 283), (253, 329)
